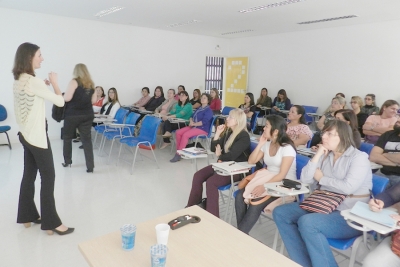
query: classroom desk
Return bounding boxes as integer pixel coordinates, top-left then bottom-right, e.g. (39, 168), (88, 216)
(79, 206), (300, 267)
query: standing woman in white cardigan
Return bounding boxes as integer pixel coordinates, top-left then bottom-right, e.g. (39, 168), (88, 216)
(12, 43), (74, 235)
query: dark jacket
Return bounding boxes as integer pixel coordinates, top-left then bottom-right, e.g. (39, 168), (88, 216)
(211, 130), (251, 162)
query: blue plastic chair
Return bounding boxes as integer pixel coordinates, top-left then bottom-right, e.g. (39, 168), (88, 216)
(93, 108), (129, 148)
(359, 142), (374, 157)
(326, 174), (389, 267)
(306, 133), (313, 148)
(117, 116), (161, 174)
(0, 105), (11, 149)
(100, 112), (140, 163)
(192, 116), (217, 149)
(250, 111), (260, 134)
(221, 106), (235, 115)
(302, 105), (318, 125)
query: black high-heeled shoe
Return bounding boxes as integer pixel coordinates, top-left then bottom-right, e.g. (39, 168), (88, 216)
(62, 163), (72, 167)
(47, 227), (75, 236)
(86, 169), (93, 173)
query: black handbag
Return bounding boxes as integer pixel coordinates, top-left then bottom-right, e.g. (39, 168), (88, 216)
(52, 104), (65, 122)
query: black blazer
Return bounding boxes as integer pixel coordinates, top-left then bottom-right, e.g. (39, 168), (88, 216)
(211, 130), (251, 162)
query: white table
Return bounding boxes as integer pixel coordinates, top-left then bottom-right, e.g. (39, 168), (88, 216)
(177, 149), (209, 171)
(79, 206), (300, 267)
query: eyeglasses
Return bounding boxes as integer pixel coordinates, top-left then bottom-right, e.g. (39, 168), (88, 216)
(320, 131), (339, 137)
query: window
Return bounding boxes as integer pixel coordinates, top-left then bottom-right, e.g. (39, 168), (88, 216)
(205, 56), (224, 99)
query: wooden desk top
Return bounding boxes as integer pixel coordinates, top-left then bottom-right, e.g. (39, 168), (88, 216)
(79, 206), (300, 267)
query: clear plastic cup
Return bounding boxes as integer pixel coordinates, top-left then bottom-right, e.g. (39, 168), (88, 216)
(120, 224), (136, 250)
(150, 244), (168, 267)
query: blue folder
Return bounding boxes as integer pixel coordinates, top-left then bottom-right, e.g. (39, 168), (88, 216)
(350, 201), (397, 228)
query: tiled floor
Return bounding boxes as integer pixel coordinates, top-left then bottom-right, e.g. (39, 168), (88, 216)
(0, 135), (368, 267)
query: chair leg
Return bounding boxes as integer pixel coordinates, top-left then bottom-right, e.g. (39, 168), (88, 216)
(223, 187), (234, 222)
(117, 142), (123, 166)
(149, 142), (160, 169)
(272, 229), (279, 251)
(5, 132), (11, 149)
(348, 236), (363, 267)
(107, 139), (116, 164)
(131, 146), (140, 175)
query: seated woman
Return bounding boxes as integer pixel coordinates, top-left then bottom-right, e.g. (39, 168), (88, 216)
(235, 115), (296, 234)
(160, 91), (193, 149)
(239, 93), (256, 131)
(363, 99), (399, 144)
(361, 94), (380, 115)
(133, 87), (151, 108)
(174, 85), (185, 100)
(209, 88), (221, 114)
(286, 105), (313, 148)
(170, 93), (214, 162)
(140, 86), (165, 112)
(334, 109), (362, 148)
(350, 96), (368, 137)
(189, 89), (201, 109)
(186, 109), (251, 217)
(271, 89), (291, 117)
(256, 88), (272, 111)
(92, 86), (105, 113)
(363, 183), (400, 267)
(99, 87), (121, 118)
(273, 120), (372, 267)
(154, 89), (177, 115)
(311, 96), (346, 146)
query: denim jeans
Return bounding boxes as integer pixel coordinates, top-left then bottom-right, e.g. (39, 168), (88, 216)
(273, 202), (362, 267)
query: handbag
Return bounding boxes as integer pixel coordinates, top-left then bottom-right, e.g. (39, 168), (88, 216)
(52, 104), (65, 122)
(242, 169), (275, 205)
(391, 230), (400, 257)
(299, 190), (347, 214)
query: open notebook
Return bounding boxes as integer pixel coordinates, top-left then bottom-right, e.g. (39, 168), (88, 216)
(350, 201), (398, 228)
(211, 162), (255, 174)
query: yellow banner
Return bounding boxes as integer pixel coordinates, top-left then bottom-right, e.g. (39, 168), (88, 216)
(224, 57), (249, 108)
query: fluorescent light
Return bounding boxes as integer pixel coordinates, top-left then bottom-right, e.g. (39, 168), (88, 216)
(167, 19), (201, 28)
(95, 6), (125, 18)
(298, 15), (358, 25)
(221, 29), (253, 36)
(239, 0), (306, 14)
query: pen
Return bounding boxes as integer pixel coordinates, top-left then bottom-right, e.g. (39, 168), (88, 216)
(369, 189), (379, 205)
(228, 162), (235, 166)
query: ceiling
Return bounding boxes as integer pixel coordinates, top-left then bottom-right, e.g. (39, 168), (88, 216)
(1, 0), (400, 38)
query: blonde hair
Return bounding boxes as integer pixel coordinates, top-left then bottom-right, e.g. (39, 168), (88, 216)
(330, 96), (346, 111)
(351, 96), (363, 108)
(224, 108), (248, 152)
(73, 63), (94, 89)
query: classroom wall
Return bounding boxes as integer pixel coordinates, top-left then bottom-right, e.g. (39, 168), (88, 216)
(230, 19), (400, 112)
(0, 8), (229, 144)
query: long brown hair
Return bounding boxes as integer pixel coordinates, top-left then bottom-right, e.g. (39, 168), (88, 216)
(107, 87), (120, 105)
(12, 42), (40, 80)
(73, 63), (94, 89)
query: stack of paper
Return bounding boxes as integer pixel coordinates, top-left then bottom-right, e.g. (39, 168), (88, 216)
(182, 147), (207, 156)
(350, 201), (398, 228)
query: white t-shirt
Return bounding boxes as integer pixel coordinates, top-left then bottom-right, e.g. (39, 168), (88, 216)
(261, 141), (297, 180)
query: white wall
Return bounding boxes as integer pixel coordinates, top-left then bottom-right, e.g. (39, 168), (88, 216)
(0, 8), (229, 144)
(230, 20), (400, 112)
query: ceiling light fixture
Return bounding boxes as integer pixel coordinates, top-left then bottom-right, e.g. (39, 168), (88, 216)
(239, 0), (306, 14)
(167, 20), (201, 28)
(95, 6), (125, 18)
(221, 29), (253, 36)
(297, 15), (358, 24)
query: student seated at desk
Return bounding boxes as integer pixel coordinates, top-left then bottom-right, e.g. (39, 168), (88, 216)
(140, 86), (165, 112)
(160, 91), (193, 149)
(334, 109), (362, 149)
(189, 89), (201, 109)
(238, 93), (256, 131)
(350, 96), (368, 137)
(286, 105), (313, 148)
(235, 115), (296, 234)
(255, 87), (272, 111)
(209, 88), (221, 114)
(186, 108), (250, 217)
(273, 120), (372, 267)
(169, 93), (213, 162)
(92, 86), (105, 113)
(363, 183), (400, 267)
(363, 99), (399, 145)
(154, 89), (177, 115)
(174, 85), (185, 100)
(133, 87), (151, 108)
(271, 89), (291, 117)
(97, 87), (121, 121)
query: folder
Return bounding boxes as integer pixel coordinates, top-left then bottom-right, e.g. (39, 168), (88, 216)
(350, 201), (397, 228)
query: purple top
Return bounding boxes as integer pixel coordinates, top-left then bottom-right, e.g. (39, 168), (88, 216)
(192, 105), (213, 132)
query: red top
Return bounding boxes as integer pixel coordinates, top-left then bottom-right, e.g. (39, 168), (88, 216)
(210, 98), (221, 111)
(93, 97), (104, 107)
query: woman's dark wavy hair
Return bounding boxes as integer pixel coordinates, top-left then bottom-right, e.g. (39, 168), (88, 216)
(266, 115), (296, 151)
(178, 85), (186, 91)
(244, 92), (255, 106)
(142, 87), (150, 94)
(12, 42), (40, 80)
(334, 109), (358, 132)
(178, 90), (190, 106)
(202, 93), (212, 105)
(96, 86), (105, 97)
(154, 86), (164, 98)
(292, 105), (307, 125)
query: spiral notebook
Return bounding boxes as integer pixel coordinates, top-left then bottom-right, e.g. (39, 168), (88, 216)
(211, 162), (255, 174)
(350, 201), (398, 228)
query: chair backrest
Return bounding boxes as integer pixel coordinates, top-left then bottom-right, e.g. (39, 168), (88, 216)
(306, 133), (313, 148)
(372, 174), (389, 196)
(206, 116), (217, 138)
(114, 108), (129, 124)
(0, 105), (7, 121)
(302, 105), (318, 124)
(359, 142), (374, 157)
(138, 116), (162, 144)
(250, 111), (260, 133)
(296, 154), (310, 180)
(250, 141), (258, 152)
(123, 112), (141, 135)
(221, 106), (235, 115)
